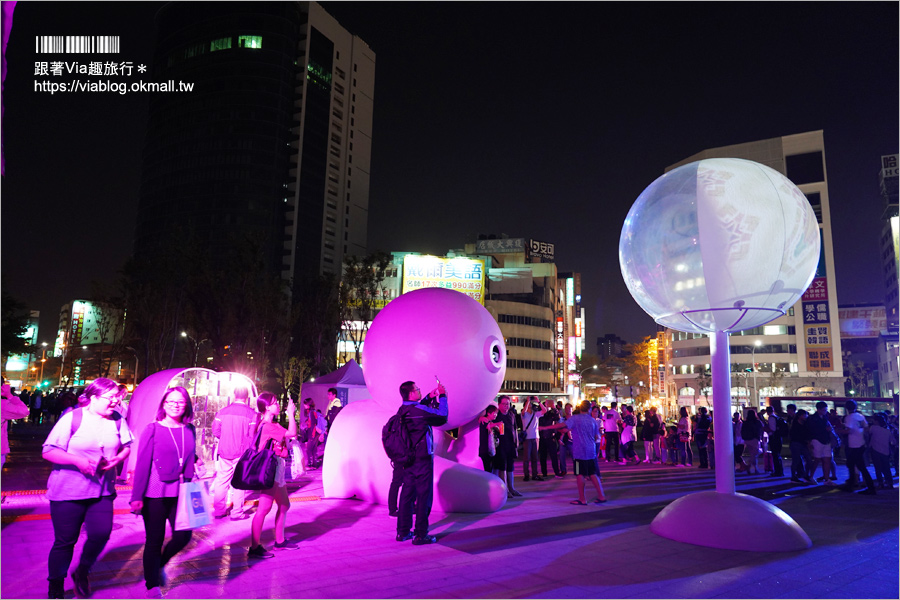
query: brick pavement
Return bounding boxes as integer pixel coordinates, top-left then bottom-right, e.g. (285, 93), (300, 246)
(1, 422), (897, 599)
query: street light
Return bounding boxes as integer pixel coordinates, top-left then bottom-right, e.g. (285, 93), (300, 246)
(181, 332), (210, 368)
(577, 365), (597, 401)
(750, 340), (762, 408)
(125, 346), (140, 386)
(39, 342), (48, 384)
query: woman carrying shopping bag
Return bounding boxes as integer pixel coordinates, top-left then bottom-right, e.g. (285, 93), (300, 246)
(130, 387), (202, 599)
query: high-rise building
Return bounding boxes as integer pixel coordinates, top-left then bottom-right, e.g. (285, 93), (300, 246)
(878, 154), (899, 328)
(135, 2), (374, 296)
(596, 333), (627, 360)
(664, 131), (845, 410)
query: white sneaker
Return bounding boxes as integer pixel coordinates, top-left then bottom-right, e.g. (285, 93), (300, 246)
(146, 587), (164, 599)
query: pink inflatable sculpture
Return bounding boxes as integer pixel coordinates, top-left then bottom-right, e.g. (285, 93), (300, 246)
(322, 287), (509, 512)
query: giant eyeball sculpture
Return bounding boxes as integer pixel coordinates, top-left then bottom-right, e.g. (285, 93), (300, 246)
(322, 287), (509, 512)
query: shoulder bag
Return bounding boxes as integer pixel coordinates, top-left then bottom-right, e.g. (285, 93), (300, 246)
(231, 427), (278, 490)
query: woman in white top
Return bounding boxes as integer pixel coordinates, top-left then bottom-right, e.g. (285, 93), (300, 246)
(42, 378), (134, 599)
(676, 407), (693, 467)
(621, 405), (640, 464)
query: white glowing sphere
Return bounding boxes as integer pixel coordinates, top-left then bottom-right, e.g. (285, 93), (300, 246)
(362, 287), (506, 430)
(619, 158), (820, 333)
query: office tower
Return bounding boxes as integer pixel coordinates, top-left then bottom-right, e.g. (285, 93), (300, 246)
(135, 2), (374, 295)
(663, 131), (844, 409)
(879, 154), (899, 328)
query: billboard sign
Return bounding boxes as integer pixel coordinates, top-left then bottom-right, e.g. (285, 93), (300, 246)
(474, 238), (524, 254)
(402, 255), (485, 304)
(838, 305), (887, 338)
(527, 239), (555, 262)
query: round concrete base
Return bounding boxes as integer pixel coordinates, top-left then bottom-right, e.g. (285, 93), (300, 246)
(650, 491), (812, 551)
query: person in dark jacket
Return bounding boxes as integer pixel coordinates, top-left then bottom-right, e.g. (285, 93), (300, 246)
(789, 409), (816, 484)
(807, 401), (837, 486)
(740, 410), (764, 474)
(130, 387), (199, 598)
(395, 380), (448, 546)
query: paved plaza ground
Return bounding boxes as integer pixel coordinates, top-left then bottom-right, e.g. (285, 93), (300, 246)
(1, 423), (897, 599)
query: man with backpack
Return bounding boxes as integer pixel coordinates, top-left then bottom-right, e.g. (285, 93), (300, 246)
(389, 380), (448, 545)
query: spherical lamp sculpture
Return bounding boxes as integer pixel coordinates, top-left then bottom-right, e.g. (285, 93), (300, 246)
(620, 158), (818, 551)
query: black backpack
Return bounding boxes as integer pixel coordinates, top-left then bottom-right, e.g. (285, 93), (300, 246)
(382, 409), (415, 468)
(775, 416), (789, 438)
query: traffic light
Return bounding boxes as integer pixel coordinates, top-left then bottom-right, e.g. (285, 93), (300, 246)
(613, 385), (621, 398)
(630, 385), (639, 398)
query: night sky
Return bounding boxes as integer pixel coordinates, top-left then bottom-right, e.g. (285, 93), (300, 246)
(1, 1), (897, 350)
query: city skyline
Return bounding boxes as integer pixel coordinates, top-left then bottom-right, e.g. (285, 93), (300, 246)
(1, 1), (897, 349)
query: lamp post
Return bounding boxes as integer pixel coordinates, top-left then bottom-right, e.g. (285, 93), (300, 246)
(750, 339), (762, 409)
(125, 346), (140, 386)
(38, 342), (48, 385)
(181, 332), (210, 368)
(578, 365), (597, 401)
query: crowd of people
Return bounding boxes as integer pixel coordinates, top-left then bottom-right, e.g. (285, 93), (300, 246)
(474, 395), (899, 501)
(0, 376), (337, 599)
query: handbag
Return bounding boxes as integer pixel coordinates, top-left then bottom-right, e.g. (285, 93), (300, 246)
(487, 426), (497, 457)
(231, 428), (278, 490)
(174, 479), (213, 530)
(289, 438), (306, 479)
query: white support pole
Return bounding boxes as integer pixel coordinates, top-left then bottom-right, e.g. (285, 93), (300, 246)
(711, 330), (735, 495)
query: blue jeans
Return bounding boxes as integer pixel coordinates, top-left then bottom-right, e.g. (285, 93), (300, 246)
(677, 440), (693, 465)
(522, 439), (539, 478)
(559, 442), (573, 474)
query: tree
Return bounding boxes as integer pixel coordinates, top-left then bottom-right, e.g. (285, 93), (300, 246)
(1, 291), (31, 371)
(695, 370), (712, 404)
(87, 281), (132, 379)
(273, 355), (312, 408)
(187, 236), (292, 379)
(622, 336), (655, 387)
(338, 252), (391, 364)
(121, 250), (189, 377)
(293, 274), (341, 375)
(844, 359), (871, 397)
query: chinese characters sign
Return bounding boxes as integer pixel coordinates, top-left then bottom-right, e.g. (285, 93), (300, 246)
(802, 301), (829, 324)
(802, 277), (828, 301)
(527, 239), (555, 262)
(402, 255), (485, 304)
(838, 305), (887, 338)
(474, 238), (524, 254)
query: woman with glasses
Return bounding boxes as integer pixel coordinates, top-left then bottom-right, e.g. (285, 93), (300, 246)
(130, 387), (199, 598)
(42, 377), (134, 599)
(248, 392), (298, 558)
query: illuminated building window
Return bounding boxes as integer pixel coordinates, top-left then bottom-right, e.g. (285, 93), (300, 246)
(210, 37), (232, 52)
(238, 35), (262, 49)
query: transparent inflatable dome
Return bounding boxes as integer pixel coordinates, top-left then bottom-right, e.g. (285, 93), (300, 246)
(619, 158), (820, 333)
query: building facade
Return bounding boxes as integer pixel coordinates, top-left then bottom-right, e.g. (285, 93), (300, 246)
(879, 154), (899, 329)
(596, 333), (626, 360)
(664, 131), (845, 411)
(135, 2), (374, 296)
(336, 237), (567, 396)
